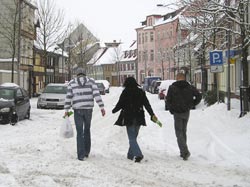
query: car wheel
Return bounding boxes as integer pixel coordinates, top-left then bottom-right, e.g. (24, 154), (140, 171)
(25, 107), (30, 119)
(10, 112), (18, 126)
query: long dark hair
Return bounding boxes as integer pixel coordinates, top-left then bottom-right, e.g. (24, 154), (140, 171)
(123, 77), (140, 89)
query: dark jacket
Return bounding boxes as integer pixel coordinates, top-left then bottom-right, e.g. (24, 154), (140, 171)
(112, 87), (154, 126)
(166, 80), (202, 114)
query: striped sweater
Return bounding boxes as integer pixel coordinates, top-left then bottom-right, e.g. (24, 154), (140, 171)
(64, 76), (104, 111)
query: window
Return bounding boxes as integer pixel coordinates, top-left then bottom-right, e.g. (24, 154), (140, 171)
(148, 18), (152, 26)
(138, 51), (141, 63)
(157, 32), (160, 41)
(145, 32), (148, 43)
(143, 50), (148, 61)
(150, 32), (154, 42)
(150, 50), (154, 61)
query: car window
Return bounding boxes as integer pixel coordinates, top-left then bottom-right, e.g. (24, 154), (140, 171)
(0, 89), (15, 100)
(96, 83), (104, 88)
(43, 86), (67, 94)
(16, 88), (23, 97)
(21, 88), (28, 97)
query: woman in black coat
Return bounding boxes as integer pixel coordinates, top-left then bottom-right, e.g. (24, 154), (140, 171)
(112, 77), (157, 163)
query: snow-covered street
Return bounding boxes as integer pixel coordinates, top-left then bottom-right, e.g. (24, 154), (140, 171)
(0, 87), (250, 187)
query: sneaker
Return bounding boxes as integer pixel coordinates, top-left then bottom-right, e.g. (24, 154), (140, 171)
(135, 156), (144, 163)
(183, 152), (191, 161)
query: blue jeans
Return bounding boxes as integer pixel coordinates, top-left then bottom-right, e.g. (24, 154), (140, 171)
(74, 109), (93, 159)
(126, 119), (143, 159)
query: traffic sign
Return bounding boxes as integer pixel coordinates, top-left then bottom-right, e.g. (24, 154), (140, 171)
(209, 51), (223, 65)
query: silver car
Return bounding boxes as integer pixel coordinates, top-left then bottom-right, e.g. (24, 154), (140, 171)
(37, 83), (67, 109)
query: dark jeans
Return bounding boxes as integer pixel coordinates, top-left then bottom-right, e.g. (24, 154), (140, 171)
(126, 119), (143, 159)
(173, 111), (190, 156)
(74, 109), (93, 159)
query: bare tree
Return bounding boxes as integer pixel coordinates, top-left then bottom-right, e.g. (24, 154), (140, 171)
(36, 0), (65, 85)
(0, 0), (20, 82)
(68, 21), (99, 69)
(111, 42), (122, 86)
(178, 0), (250, 113)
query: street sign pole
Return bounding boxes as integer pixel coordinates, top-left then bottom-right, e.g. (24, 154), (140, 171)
(209, 51), (224, 104)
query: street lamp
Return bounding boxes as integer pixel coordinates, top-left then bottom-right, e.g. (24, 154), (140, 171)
(17, 0), (22, 85)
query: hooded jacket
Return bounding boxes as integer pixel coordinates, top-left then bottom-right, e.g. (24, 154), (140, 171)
(166, 80), (202, 114)
(64, 76), (104, 111)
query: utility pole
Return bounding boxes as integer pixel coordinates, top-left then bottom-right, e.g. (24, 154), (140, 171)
(227, 0), (231, 111)
(17, 0), (22, 85)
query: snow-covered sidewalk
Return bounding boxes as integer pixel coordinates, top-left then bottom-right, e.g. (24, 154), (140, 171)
(0, 87), (250, 187)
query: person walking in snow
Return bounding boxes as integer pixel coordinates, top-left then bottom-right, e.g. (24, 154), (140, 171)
(64, 67), (106, 161)
(166, 72), (201, 160)
(112, 77), (158, 163)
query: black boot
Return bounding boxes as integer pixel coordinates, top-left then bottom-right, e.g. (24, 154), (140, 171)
(135, 156), (144, 163)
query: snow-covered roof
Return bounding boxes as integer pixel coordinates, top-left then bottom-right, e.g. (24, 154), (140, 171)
(179, 32), (199, 47)
(0, 83), (19, 87)
(93, 47), (121, 66)
(120, 41), (137, 62)
(0, 70), (17, 73)
(87, 48), (107, 65)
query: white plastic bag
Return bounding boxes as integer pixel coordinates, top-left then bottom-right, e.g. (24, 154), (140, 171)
(60, 116), (74, 138)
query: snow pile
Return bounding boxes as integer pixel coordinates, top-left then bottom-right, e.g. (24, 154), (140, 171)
(0, 87), (250, 187)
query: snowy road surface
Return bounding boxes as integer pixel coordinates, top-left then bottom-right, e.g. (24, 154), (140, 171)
(0, 87), (250, 187)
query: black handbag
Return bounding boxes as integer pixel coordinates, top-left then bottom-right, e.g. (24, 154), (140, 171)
(114, 110), (125, 126)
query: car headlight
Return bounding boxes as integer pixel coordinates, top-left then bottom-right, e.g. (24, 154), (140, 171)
(38, 97), (46, 102)
(0, 107), (10, 112)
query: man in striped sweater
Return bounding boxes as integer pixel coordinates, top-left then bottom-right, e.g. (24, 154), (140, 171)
(64, 67), (106, 161)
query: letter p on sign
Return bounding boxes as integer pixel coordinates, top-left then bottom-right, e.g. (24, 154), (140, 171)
(209, 51), (223, 65)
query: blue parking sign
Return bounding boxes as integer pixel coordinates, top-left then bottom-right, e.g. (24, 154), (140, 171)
(209, 51), (223, 65)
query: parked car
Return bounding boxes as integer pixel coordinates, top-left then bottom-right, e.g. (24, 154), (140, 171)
(96, 82), (106, 95)
(158, 80), (176, 100)
(149, 80), (162, 94)
(0, 83), (30, 125)
(142, 76), (161, 92)
(95, 80), (110, 93)
(37, 83), (67, 109)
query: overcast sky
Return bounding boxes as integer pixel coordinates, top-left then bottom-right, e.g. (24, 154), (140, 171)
(54, 0), (173, 47)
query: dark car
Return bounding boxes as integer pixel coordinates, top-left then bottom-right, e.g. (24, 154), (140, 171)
(142, 76), (161, 92)
(96, 82), (105, 95)
(0, 83), (31, 125)
(149, 80), (162, 94)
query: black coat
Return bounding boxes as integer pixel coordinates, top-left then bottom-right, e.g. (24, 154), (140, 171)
(112, 87), (154, 126)
(166, 80), (202, 114)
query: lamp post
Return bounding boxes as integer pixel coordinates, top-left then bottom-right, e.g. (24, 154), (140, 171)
(17, 0), (22, 85)
(226, 0), (231, 111)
